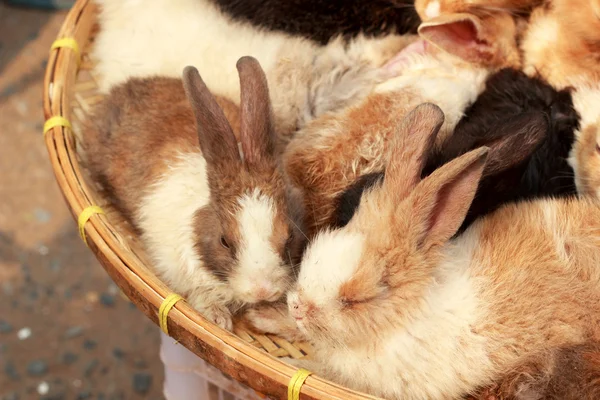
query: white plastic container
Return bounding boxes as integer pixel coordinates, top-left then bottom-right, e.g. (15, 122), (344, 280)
(160, 331), (266, 400)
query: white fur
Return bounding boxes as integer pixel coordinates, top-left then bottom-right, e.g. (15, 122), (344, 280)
(522, 13), (560, 80)
(375, 50), (488, 137)
(137, 153), (234, 323)
(297, 230), (365, 306)
(93, 0), (313, 100)
(296, 226), (497, 399)
(568, 85), (600, 198)
(572, 85), (600, 133)
(229, 188), (288, 302)
(542, 201), (570, 263)
(424, 1), (441, 19)
(93, 0), (414, 140)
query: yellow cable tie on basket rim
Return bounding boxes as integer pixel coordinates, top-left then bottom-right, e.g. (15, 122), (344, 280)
(43, 116), (72, 136)
(288, 368), (312, 400)
(159, 293), (184, 336)
(50, 37), (81, 66)
(77, 205), (105, 245)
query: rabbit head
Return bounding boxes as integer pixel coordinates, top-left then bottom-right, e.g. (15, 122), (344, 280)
(287, 103), (488, 345)
(183, 57), (304, 305)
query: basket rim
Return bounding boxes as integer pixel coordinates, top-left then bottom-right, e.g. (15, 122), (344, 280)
(41, 1), (381, 399)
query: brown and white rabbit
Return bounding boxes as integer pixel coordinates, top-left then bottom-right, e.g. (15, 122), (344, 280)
(83, 57), (304, 330)
(522, 0), (600, 90)
(282, 103), (600, 399)
(569, 85), (600, 200)
(93, 0), (417, 145)
(283, 11), (522, 237)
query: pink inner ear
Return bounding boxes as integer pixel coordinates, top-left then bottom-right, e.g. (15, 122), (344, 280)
(421, 19), (491, 63)
(444, 20), (478, 44)
(382, 39), (430, 75)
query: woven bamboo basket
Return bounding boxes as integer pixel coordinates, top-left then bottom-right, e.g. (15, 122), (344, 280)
(42, 1), (382, 399)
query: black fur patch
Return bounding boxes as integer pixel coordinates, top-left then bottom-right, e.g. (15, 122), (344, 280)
(210, 0), (421, 45)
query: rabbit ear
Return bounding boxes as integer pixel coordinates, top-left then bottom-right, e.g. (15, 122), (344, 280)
(418, 13), (498, 65)
(481, 112), (548, 176)
(236, 56), (275, 168)
(407, 146), (488, 249)
(382, 103), (444, 199)
(182, 66), (240, 167)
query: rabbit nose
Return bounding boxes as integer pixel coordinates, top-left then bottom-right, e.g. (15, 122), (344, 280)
(290, 302), (306, 320)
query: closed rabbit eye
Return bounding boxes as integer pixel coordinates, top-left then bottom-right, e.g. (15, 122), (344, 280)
(340, 298), (361, 308)
(596, 143), (600, 155)
(220, 236), (230, 249)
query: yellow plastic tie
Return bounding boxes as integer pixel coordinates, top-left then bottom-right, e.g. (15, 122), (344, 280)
(159, 294), (184, 335)
(77, 205), (104, 245)
(50, 37), (81, 66)
(43, 116), (72, 137)
(288, 368), (312, 400)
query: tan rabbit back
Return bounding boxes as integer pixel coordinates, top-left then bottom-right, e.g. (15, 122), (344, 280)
(468, 197), (600, 363)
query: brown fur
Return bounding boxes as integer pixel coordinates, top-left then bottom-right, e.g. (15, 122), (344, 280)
(283, 84), (483, 238)
(572, 124), (600, 200)
(284, 92), (421, 237)
(283, 9), (524, 240)
(83, 76), (201, 226)
(471, 342), (600, 400)
(522, 0), (600, 89)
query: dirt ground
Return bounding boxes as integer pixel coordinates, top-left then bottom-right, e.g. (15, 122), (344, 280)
(0, 4), (164, 399)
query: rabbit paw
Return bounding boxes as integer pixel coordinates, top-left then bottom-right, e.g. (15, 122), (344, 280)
(203, 305), (233, 331)
(245, 304), (305, 342)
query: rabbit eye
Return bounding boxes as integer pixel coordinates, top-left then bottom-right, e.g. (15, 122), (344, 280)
(285, 231), (295, 248)
(340, 298), (358, 308)
(596, 143), (600, 154)
(220, 236), (230, 249)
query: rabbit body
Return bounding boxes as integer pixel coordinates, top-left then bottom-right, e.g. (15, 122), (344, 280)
(284, 8), (530, 237)
(333, 68), (581, 231)
(285, 39), (490, 237)
(84, 59), (303, 330)
(209, 0), (421, 45)
(93, 0), (416, 145)
(287, 105), (600, 400)
(521, 0), (600, 90)
(471, 341), (600, 400)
